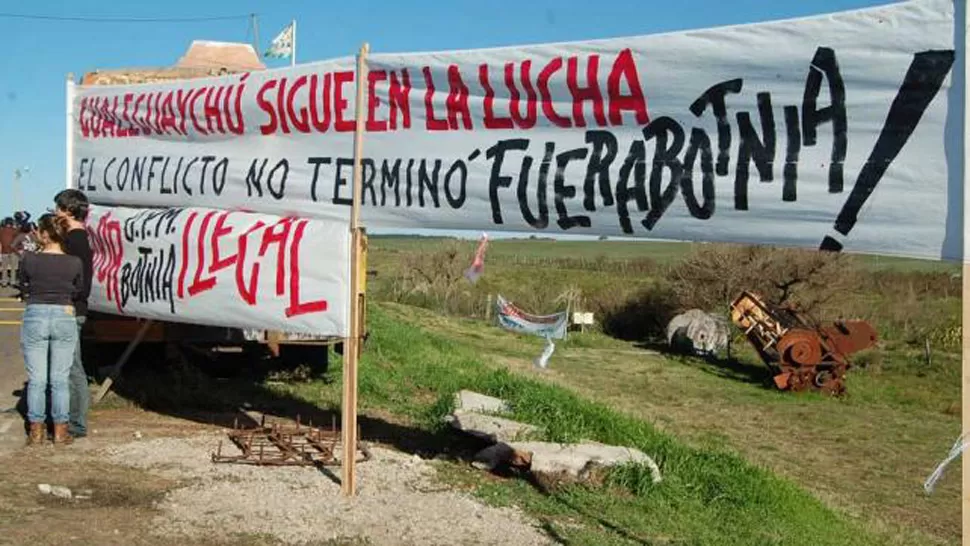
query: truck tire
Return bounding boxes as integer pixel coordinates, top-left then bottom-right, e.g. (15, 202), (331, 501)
(279, 344), (329, 376)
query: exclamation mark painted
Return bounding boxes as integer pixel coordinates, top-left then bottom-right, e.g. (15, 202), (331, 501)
(820, 49), (955, 252)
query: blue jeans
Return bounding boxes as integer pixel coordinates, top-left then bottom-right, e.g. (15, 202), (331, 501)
(21, 304), (78, 425)
(69, 316), (89, 436)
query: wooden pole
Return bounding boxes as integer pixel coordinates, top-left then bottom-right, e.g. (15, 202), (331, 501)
(565, 299), (571, 339)
(962, 256), (968, 460)
(93, 319), (154, 404)
(341, 42), (369, 497)
(961, 2), (969, 539)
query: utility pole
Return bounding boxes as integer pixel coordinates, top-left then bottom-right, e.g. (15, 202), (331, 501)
(251, 13), (260, 58)
(12, 168), (25, 214)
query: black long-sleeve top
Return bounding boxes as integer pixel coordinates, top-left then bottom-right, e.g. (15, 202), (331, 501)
(63, 229), (93, 317)
(18, 252), (82, 307)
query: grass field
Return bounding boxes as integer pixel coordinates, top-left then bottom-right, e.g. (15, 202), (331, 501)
(370, 235), (962, 273)
(360, 236), (961, 545)
(115, 236), (960, 545)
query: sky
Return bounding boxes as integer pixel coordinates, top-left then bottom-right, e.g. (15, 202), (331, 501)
(0, 0), (897, 230)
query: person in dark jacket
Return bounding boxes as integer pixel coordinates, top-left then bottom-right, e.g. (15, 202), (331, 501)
(0, 217), (17, 287)
(13, 222), (38, 256)
(19, 213), (82, 445)
(53, 189), (92, 439)
(13, 211), (30, 229)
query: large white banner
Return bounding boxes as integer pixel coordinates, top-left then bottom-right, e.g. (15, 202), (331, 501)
(85, 205), (351, 336)
(71, 0), (961, 260)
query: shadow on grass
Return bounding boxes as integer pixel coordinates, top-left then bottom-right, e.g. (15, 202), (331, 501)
(634, 339), (770, 389)
(528, 474), (654, 546)
(95, 342), (488, 467)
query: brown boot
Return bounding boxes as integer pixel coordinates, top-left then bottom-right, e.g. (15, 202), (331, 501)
(52, 423), (73, 446)
(26, 422), (45, 446)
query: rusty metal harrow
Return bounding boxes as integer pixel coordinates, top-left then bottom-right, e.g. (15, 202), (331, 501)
(211, 415), (372, 467)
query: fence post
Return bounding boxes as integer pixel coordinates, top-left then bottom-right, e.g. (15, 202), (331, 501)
(485, 294), (493, 322)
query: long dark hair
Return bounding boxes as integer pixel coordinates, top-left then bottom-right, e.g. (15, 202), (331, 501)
(37, 213), (70, 248)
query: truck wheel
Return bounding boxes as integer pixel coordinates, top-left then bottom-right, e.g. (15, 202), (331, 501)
(279, 345), (329, 376)
(81, 341), (125, 382)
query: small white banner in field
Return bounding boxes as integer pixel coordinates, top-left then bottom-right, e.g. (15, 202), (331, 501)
(573, 312), (594, 326)
(85, 204), (351, 336)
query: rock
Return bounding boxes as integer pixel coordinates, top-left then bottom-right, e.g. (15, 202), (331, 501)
(133, 431), (143, 439)
(453, 391), (509, 414)
(37, 484), (51, 495)
(472, 443), (515, 471)
(666, 310), (729, 356)
(509, 448), (533, 467)
(50, 486), (73, 499)
(472, 443), (534, 471)
(447, 410), (540, 443)
(507, 441), (662, 483)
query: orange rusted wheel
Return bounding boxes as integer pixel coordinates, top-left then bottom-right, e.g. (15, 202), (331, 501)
(777, 329), (822, 368)
(821, 320), (878, 356)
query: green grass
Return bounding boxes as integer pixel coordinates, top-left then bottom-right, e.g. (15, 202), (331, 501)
(361, 236), (961, 544)
(270, 304), (917, 546)
(383, 302), (959, 544)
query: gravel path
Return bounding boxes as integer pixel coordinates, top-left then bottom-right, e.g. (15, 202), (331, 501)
(99, 431), (553, 545)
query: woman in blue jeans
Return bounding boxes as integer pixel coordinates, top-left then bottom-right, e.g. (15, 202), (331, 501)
(18, 214), (82, 446)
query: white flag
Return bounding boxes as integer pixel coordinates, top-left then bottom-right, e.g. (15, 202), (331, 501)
(264, 22), (294, 59)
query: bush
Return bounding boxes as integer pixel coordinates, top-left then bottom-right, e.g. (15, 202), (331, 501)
(668, 243), (859, 315)
(371, 239), (959, 356)
(383, 240), (480, 315)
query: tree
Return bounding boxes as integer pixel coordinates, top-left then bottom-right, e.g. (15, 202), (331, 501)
(668, 243), (858, 315)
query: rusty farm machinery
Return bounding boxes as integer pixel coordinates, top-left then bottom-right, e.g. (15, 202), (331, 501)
(729, 291), (877, 395)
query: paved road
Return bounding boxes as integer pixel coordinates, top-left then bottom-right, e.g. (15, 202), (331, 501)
(0, 288), (25, 452)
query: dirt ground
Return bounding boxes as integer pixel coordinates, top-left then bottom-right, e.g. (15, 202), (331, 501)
(0, 293), (27, 459)
(0, 408), (553, 546)
(0, 296), (552, 546)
